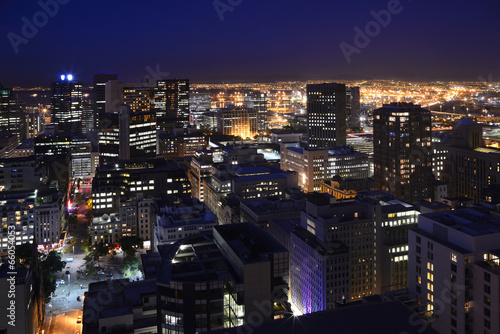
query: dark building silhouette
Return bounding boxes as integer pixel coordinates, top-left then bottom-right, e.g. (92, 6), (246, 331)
(306, 83), (347, 149)
(373, 102), (432, 203)
(50, 75), (83, 134)
(0, 88), (26, 144)
(155, 79), (190, 132)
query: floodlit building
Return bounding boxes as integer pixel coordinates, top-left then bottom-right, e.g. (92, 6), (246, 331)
(280, 144), (369, 193)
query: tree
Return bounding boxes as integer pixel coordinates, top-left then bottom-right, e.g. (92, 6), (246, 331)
(121, 255), (143, 281)
(15, 243), (36, 269)
(119, 236), (143, 257)
(40, 251), (65, 302)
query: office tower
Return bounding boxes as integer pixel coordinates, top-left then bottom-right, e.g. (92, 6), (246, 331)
(280, 144), (369, 193)
(373, 102), (432, 204)
(299, 194), (376, 301)
(155, 79), (190, 131)
(408, 208), (500, 334)
(188, 150), (220, 202)
(306, 83), (347, 148)
(358, 191), (419, 290)
(0, 88), (26, 143)
(26, 105), (44, 139)
(35, 187), (62, 248)
(157, 223), (289, 334)
(189, 90), (211, 126)
(81, 103), (94, 133)
(71, 134), (95, 183)
(93, 73), (118, 121)
(346, 86), (361, 130)
(98, 105), (156, 165)
(244, 91), (268, 132)
(50, 75), (83, 134)
(443, 118), (500, 203)
(91, 159), (190, 216)
(217, 107), (257, 139)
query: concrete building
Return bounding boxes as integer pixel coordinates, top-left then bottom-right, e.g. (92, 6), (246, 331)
(157, 223), (289, 334)
(90, 213), (121, 245)
(0, 88), (26, 144)
(244, 91), (267, 132)
(0, 156), (44, 192)
(217, 107), (257, 139)
(373, 103), (433, 204)
(408, 208), (500, 334)
(157, 127), (206, 160)
(83, 279), (157, 334)
(92, 159), (190, 216)
(0, 263), (44, 334)
(34, 188), (63, 248)
(280, 144), (370, 193)
(11, 139), (34, 158)
(152, 198), (217, 251)
(0, 190), (35, 255)
(119, 196), (157, 248)
(443, 117), (500, 203)
(307, 83), (347, 149)
(0, 133), (19, 158)
(239, 197), (306, 231)
(290, 226), (350, 314)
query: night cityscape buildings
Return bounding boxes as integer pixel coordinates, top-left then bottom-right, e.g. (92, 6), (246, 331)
(2, 1), (500, 331)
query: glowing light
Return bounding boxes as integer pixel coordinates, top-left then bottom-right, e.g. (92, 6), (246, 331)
(60, 75), (66, 81)
(67, 74), (73, 81)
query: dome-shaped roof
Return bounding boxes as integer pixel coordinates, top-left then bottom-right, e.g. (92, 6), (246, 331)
(455, 117), (478, 126)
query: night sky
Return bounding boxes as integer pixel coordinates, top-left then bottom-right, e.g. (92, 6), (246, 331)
(1, 0), (499, 87)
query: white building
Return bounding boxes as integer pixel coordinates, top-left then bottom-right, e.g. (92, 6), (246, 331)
(408, 208), (500, 334)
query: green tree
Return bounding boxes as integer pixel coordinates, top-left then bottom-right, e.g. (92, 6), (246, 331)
(119, 236), (143, 257)
(40, 251), (65, 302)
(121, 255), (143, 281)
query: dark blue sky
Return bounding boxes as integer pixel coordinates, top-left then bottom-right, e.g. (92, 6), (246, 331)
(1, 0), (499, 87)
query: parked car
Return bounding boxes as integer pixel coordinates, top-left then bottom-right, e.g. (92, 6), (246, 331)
(77, 316), (82, 323)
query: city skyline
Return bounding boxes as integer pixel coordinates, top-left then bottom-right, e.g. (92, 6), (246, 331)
(1, 0), (499, 87)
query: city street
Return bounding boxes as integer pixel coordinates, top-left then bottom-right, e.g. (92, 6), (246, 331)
(43, 190), (126, 333)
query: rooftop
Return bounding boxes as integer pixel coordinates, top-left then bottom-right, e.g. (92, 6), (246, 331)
(423, 208), (500, 236)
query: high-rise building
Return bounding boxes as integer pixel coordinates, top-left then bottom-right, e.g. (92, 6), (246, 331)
(408, 208), (500, 334)
(0, 190), (35, 255)
(0, 88), (26, 144)
(93, 73), (118, 120)
(373, 102), (433, 204)
(306, 83), (347, 149)
(155, 79), (190, 131)
(50, 75), (83, 134)
(442, 118), (500, 203)
(244, 91), (268, 132)
(346, 87), (361, 130)
(157, 127), (206, 160)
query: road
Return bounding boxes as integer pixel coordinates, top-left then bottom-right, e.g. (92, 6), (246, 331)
(44, 189), (128, 333)
(46, 309), (82, 334)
